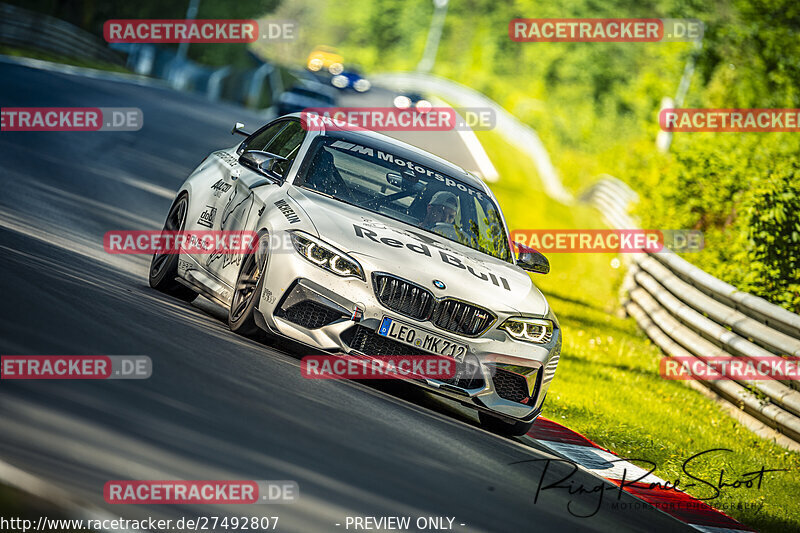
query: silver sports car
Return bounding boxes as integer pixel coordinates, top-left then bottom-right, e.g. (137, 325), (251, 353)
(150, 114), (561, 436)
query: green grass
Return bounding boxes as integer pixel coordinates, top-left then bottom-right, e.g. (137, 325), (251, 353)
(476, 129), (800, 532)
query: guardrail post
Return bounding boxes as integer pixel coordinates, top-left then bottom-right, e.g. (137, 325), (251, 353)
(246, 62), (273, 108)
(208, 66), (231, 101)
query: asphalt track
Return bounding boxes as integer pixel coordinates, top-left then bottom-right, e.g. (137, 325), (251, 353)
(0, 60), (692, 532)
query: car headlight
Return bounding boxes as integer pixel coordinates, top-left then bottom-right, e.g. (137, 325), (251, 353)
(353, 79), (371, 92)
(331, 74), (349, 88)
(499, 317), (554, 344)
(393, 95), (411, 109)
(290, 232), (364, 280)
(415, 99), (432, 113)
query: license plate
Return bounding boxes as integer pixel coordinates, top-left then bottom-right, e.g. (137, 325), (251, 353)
(377, 316), (467, 363)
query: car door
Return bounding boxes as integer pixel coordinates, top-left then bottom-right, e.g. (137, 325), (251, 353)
(206, 119), (307, 290)
(200, 120), (289, 288)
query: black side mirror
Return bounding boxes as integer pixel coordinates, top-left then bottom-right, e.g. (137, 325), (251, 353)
(239, 150), (288, 183)
(514, 241), (550, 274)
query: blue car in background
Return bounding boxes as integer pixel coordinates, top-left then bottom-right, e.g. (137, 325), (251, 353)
(330, 67), (371, 93)
(275, 79), (337, 115)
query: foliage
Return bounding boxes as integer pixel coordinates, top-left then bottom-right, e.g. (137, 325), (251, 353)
(6, 0), (281, 67)
(631, 132), (800, 312)
(311, 0), (800, 311)
(478, 130), (800, 532)
(735, 159), (800, 310)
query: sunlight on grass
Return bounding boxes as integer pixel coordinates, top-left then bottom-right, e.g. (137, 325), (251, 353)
(476, 129), (800, 533)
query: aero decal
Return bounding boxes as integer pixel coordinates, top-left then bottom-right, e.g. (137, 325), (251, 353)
(329, 141), (486, 200)
(353, 224), (511, 290)
(274, 199), (300, 224)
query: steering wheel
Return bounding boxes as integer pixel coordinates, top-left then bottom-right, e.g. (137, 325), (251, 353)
(431, 222), (459, 241)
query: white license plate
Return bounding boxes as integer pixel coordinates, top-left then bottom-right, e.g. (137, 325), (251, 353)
(377, 316), (467, 363)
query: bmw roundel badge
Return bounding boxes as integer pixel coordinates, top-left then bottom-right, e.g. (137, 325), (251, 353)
(433, 280), (446, 290)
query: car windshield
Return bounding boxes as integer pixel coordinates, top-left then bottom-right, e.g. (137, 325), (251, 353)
(295, 137), (512, 262)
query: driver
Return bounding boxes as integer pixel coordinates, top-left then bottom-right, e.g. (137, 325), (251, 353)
(421, 191), (458, 229)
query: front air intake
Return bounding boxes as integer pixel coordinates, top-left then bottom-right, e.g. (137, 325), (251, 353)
(372, 273), (434, 320)
(431, 299), (495, 337)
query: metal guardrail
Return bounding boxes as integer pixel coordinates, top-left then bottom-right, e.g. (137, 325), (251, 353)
(370, 71), (800, 445)
(583, 177), (800, 444)
(0, 3), (281, 111)
(0, 3), (123, 65)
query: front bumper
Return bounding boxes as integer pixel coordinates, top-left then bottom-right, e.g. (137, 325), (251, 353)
(256, 243), (561, 422)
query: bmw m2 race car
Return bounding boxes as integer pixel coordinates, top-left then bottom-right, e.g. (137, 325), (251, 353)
(149, 114), (561, 435)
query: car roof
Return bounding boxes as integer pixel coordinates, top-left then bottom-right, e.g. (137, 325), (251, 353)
(286, 114), (490, 193)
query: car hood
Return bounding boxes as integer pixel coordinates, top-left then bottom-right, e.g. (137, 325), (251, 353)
(287, 187), (548, 316)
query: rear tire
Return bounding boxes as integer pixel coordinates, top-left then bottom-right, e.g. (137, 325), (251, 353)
(478, 412), (535, 437)
(228, 231), (269, 338)
(148, 194), (198, 303)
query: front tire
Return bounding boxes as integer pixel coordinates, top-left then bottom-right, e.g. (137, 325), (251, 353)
(228, 231), (269, 337)
(478, 412), (535, 437)
(149, 194), (197, 303)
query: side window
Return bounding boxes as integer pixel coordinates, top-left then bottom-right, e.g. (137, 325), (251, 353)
(243, 122), (288, 152)
(264, 121), (306, 176)
(265, 120), (306, 159)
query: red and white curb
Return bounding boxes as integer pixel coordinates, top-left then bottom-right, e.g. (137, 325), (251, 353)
(526, 418), (755, 533)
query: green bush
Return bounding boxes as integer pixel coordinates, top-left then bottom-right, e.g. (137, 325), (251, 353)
(735, 160), (800, 311)
(630, 133), (800, 312)
(311, 0), (800, 311)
